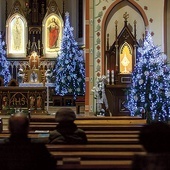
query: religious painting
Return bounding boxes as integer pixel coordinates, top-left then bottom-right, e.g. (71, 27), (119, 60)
(43, 14), (63, 56)
(46, 16), (62, 51)
(6, 13), (28, 57)
(119, 42), (132, 74)
(10, 16), (25, 53)
(47, 17), (60, 49)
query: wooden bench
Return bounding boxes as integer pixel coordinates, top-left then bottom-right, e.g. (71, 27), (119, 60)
(63, 95), (75, 106)
(0, 132), (139, 139)
(28, 124), (143, 131)
(46, 144), (144, 152)
(75, 96), (85, 114)
(57, 160), (132, 170)
(75, 101), (85, 114)
(52, 95), (63, 106)
(51, 151), (146, 160)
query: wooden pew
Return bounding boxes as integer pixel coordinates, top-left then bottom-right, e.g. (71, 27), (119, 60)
(0, 133), (139, 139)
(46, 144), (144, 152)
(0, 135), (139, 144)
(51, 151), (146, 160)
(57, 160), (132, 170)
(0, 115), (146, 170)
(28, 124), (143, 131)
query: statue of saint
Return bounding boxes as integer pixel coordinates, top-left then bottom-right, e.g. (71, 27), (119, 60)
(47, 18), (60, 48)
(30, 71), (38, 83)
(91, 76), (109, 116)
(17, 68), (25, 83)
(45, 69), (52, 83)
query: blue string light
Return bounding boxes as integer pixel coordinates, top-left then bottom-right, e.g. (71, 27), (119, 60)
(126, 32), (170, 123)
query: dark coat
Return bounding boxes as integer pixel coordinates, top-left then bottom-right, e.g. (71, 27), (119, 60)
(0, 135), (56, 170)
(48, 122), (88, 144)
(132, 153), (170, 170)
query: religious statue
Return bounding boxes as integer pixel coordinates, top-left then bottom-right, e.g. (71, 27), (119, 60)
(2, 96), (8, 109)
(30, 96), (35, 108)
(17, 68), (25, 83)
(47, 18), (60, 48)
(37, 96), (42, 108)
(45, 69), (52, 83)
(30, 71), (38, 83)
(91, 75), (109, 116)
(30, 51), (39, 69)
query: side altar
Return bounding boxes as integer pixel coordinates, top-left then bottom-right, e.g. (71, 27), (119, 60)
(0, 86), (47, 115)
(105, 13), (139, 116)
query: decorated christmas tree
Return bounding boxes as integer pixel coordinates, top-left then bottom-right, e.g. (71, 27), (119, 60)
(54, 12), (85, 99)
(0, 33), (11, 86)
(126, 32), (170, 123)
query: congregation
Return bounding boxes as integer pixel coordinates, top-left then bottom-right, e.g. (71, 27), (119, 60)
(0, 109), (169, 169)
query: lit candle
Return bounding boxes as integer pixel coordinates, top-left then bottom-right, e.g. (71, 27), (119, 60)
(111, 70), (114, 85)
(28, 40), (30, 49)
(107, 70), (110, 84)
(38, 40), (40, 49)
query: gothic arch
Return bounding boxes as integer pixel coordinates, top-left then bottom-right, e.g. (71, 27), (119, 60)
(101, 0), (149, 73)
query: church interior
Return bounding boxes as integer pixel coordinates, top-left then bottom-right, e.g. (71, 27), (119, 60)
(0, 0), (169, 169)
(0, 0), (169, 116)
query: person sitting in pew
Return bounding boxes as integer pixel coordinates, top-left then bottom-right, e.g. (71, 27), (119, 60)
(0, 113), (56, 170)
(48, 108), (88, 144)
(132, 121), (170, 170)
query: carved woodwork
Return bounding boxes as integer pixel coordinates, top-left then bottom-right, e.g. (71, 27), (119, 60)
(105, 13), (139, 116)
(0, 87), (47, 114)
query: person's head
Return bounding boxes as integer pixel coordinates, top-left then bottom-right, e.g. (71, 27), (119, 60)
(55, 108), (76, 123)
(139, 121), (170, 153)
(8, 113), (29, 137)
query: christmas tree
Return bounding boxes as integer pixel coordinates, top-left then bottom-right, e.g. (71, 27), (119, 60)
(126, 32), (170, 123)
(54, 12), (85, 99)
(0, 33), (11, 86)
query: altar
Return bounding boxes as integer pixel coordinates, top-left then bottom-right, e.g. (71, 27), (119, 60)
(0, 86), (47, 115)
(19, 83), (55, 114)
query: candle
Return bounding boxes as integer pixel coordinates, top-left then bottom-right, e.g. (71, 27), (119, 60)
(111, 70), (114, 85)
(38, 40), (40, 49)
(107, 70), (110, 84)
(28, 40), (30, 49)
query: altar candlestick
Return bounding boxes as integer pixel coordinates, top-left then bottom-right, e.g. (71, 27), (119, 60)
(28, 40), (30, 49)
(107, 70), (110, 84)
(111, 70), (114, 85)
(38, 40), (40, 49)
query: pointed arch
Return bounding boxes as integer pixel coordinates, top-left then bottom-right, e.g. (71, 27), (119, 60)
(101, 0), (149, 73)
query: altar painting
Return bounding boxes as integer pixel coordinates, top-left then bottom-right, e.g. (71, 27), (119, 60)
(43, 15), (63, 55)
